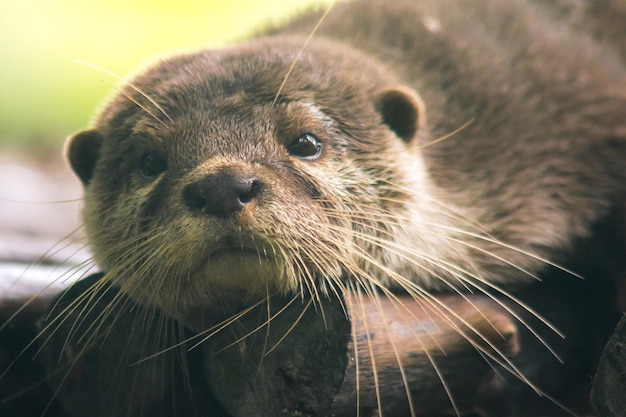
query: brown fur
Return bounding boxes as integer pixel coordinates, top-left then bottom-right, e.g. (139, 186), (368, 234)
(67, 0), (626, 324)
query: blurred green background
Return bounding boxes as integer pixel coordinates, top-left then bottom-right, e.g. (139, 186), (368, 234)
(0, 0), (330, 153)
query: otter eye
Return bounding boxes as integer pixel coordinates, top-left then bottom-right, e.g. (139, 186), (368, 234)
(139, 151), (167, 179)
(287, 133), (322, 160)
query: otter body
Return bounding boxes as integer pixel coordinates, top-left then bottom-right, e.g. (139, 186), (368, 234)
(67, 0), (626, 322)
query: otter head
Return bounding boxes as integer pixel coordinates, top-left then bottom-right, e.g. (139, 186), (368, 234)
(66, 36), (433, 319)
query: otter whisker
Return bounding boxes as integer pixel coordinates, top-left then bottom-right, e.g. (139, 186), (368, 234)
(358, 186), (582, 281)
(2, 220), (87, 288)
(320, 209), (566, 342)
(414, 117), (475, 150)
(259, 283), (273, 366)
(420, 221), (582, 279)
(0, 197), (83, 204)
(331, 226), (561, 350)
(36, 278), (108, 351)
(74, 59), (173, 124)
(272, 0), (337, 106)
(322, 221), (472, 290)
(295, 239), (351, 316)
(323, 194), (498, 241)
(332, 222), (565, 365)
(58, 278), (128, 349)
(136, 299), (266, 363)
(362, 285), (418, 417)
(350, 283), (385, 417)
(0, 256), (92, 337)
(334, 241), (544, 392)
(209, 294), (301, 355)
(19, 280), (128, 410)
(264, 297), (314, 356)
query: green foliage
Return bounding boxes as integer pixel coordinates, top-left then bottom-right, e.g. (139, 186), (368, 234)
(0, 0), (327, 150)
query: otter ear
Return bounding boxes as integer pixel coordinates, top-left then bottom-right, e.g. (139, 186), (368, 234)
(374, 86), (425, 143)
(65, 130), (103, 185)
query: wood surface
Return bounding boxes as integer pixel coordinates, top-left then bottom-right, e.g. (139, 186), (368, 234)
(0, 267), (621, 417)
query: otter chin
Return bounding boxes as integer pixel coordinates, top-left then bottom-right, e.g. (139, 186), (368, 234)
(66, 0), (626, 325)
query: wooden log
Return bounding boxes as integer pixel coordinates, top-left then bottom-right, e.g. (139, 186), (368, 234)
(24, 272), (522, 417)
(35, 273), (228, 417)
(3, 269), (617, 417)
(201, 273), (620, 417)
(591, 313), (626, 417)
(0, 282), (69, 417)
(205, 292), (519, 417)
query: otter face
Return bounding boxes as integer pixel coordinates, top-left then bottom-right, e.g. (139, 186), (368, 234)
(66, 37), (428, 317)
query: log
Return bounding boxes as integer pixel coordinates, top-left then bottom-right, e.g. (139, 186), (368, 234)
(2, 269), (618, 417)
(206, 292), (519, 417)
(591, 313), (626, 417)
(29, 273), (521, 417)
(0, 283), (69, 417)
(36, 273), (228, 417)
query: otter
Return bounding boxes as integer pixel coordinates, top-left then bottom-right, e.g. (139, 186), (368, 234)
(57, 0), (626, 414)
(67, 0), (626, 319)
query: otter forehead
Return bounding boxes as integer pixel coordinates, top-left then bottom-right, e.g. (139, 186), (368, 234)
(92, 39), (407, 171)
(126, 100), (340, 169)
(98, 36), (397, 130)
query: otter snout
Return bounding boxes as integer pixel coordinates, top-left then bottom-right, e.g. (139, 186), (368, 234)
(182, 172), (265, 217)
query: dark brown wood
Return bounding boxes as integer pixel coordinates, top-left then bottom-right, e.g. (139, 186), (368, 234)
(0, 292), (69, 417)
(3, 268), (619, 417)
(336, 294), (519, 417)
(206, 292), (519, 417)
(35, 274), (228, 417)
(206, 295), (352, 417)
(591, 313), (626, 417)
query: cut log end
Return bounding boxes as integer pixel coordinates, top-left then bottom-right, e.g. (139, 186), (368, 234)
(206, 293), (519, 417)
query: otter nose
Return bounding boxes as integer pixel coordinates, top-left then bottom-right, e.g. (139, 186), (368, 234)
(183, 173), (264, 217)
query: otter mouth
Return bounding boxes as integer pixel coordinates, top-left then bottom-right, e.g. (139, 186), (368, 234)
(207, 247), (273, 261)
(208, 234), (274, 258)
(198, 242), (278, 275)
(193, 244), (285, 294)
